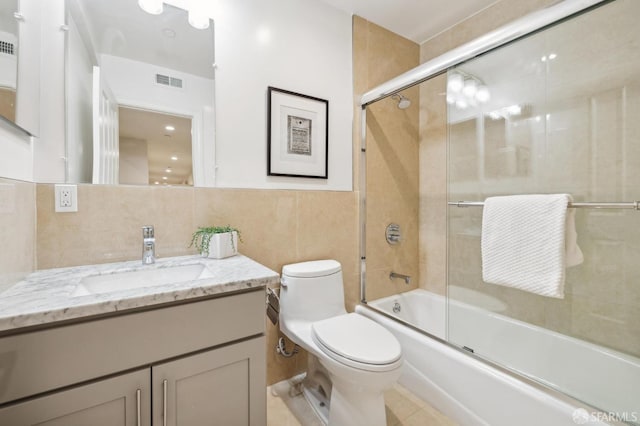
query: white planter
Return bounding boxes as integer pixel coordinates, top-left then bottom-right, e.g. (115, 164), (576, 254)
(203, 231), (238, 259)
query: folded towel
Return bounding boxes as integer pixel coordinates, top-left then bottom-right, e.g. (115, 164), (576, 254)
(481, 194), (583, 298)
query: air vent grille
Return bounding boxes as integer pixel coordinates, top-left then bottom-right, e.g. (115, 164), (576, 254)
(155, 74), (183, 88)
(0, 41), (15, 55)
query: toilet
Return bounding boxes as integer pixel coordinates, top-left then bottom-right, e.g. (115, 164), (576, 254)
(279, 260), (403, 426)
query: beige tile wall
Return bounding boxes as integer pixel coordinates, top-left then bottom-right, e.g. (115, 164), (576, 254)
(353, 16), (421, 301)
(0, 178), (35, 293)
(36, 184), (358, 385)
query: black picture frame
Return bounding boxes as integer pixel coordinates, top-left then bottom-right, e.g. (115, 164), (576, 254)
(267, 86), (329, 179)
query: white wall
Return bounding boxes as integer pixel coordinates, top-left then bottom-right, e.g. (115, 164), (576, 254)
(100, 55), (216, 187)
(181, 0), (353, 190)
(32, 0), (66, 183)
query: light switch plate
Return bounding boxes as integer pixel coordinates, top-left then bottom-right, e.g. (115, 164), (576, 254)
(54, 184), (78, 212)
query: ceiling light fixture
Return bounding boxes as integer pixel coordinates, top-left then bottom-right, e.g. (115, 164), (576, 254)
(162, 176), (168, 180)
(170, 155), (178, 161)
(448, 70), (490, 110)
(166, 167), (172, 173)
(165, 125), (175, 131)
(188, 3), (209, 30)
(138, 0), (163, 15)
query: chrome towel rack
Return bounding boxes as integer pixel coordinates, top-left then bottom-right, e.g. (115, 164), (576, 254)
(448, 201), (640, 210)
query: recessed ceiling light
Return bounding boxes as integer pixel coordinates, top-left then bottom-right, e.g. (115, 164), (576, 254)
(162, 176), (168, 180)
(170, 156), (178, 161)
(165, 125), (175, 131)
(154, 181), (159, 185)
(166, 168), (172, 173)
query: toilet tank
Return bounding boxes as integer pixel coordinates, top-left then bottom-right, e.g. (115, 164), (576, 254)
(280, 260), (347, 323)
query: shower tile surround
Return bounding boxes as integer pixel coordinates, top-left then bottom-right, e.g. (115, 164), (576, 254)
(420, 0), (640, 358)
(354, 16), (421, 302)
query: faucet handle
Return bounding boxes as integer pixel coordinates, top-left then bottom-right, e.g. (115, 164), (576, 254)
(142, 225), (154, 239)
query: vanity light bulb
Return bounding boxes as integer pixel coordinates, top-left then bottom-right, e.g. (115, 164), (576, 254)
(462, 79), (478, 97)
(188, 9), (210, 30)
(455, 99), (468, 110)
(507, 105), (522, 116)
(447, 73), (464, 93)
(138, 0), (163, 15)
(475, 85), (490, 103)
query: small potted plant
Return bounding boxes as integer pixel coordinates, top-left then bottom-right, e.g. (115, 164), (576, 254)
(190, 225), (241, 259)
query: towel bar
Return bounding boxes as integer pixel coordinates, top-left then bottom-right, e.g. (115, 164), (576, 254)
(448, 201), (640, 210)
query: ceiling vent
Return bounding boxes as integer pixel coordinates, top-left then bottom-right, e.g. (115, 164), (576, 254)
(0, 40), (15, 56)
(155, 73), (183, 89)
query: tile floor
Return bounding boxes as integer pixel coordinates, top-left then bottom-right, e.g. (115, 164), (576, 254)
(267, 376), (456, 426)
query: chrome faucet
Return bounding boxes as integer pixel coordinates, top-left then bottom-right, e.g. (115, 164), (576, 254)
(142, 225), (155, 264)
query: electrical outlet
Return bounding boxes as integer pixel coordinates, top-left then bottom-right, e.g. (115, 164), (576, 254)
(54, 184), (78, 212)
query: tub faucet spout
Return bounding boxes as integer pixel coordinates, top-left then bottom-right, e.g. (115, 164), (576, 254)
(390, 272), (411, 285)
(142, 225), (155, 264)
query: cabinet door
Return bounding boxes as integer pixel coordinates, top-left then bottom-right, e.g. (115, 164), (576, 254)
(0, 369), (150, 426)
(153, 337), (266, 426)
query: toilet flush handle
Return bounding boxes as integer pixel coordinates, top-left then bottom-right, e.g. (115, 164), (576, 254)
(280, 277), (288, 287)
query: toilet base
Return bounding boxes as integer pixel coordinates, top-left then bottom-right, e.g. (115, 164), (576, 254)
(328, 384), (387, 426)
(302, 382), (330, 425)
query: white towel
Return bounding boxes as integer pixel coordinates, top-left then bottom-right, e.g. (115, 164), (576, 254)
(481, 194), (583, 299)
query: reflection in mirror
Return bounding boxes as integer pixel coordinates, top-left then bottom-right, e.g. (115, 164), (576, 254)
(65, 0), (214, 186)
(0, 0), (18, 124)
(119, 107), (192, 186)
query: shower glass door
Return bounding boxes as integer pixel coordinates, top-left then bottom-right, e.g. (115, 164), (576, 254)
(446, 0), (640, 420)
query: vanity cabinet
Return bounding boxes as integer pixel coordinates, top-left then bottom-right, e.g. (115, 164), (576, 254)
(0, 289), (266, 426)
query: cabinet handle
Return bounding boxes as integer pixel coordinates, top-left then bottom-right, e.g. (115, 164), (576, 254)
(136, 389), (141, 426)
(163, 379), (168, 426)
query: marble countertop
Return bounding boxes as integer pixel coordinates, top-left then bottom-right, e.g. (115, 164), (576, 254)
(0, 255), (279, 333)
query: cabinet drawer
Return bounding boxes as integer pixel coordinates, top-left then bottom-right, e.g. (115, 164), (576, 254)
(0, 289), (264, 405)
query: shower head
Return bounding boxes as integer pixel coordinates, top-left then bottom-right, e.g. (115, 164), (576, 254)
(392, 94), (411, 109)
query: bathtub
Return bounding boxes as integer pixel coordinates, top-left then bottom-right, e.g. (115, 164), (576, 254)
(356, 289), (639, 426)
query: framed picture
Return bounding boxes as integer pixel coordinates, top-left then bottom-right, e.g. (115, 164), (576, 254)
(267, 86), (329, 179)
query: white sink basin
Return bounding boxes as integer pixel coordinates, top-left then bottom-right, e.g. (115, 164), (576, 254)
(72, 264), (214, 297)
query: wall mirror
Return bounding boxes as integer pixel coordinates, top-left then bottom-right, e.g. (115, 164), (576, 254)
(65, 0), (215, 186)
(0, 0), (35, 136)
(0, 1), (17, 125)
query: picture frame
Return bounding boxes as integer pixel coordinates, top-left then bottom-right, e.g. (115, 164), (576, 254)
(267, 86), (329, 179)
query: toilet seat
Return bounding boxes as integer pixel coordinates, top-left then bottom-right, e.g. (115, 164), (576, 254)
(311, 313), (402, 372)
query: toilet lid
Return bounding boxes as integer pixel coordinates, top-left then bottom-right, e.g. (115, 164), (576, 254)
(311, 314), (401, 365)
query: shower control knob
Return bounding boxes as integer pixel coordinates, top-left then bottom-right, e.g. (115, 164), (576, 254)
(386, 223), (401, 245)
